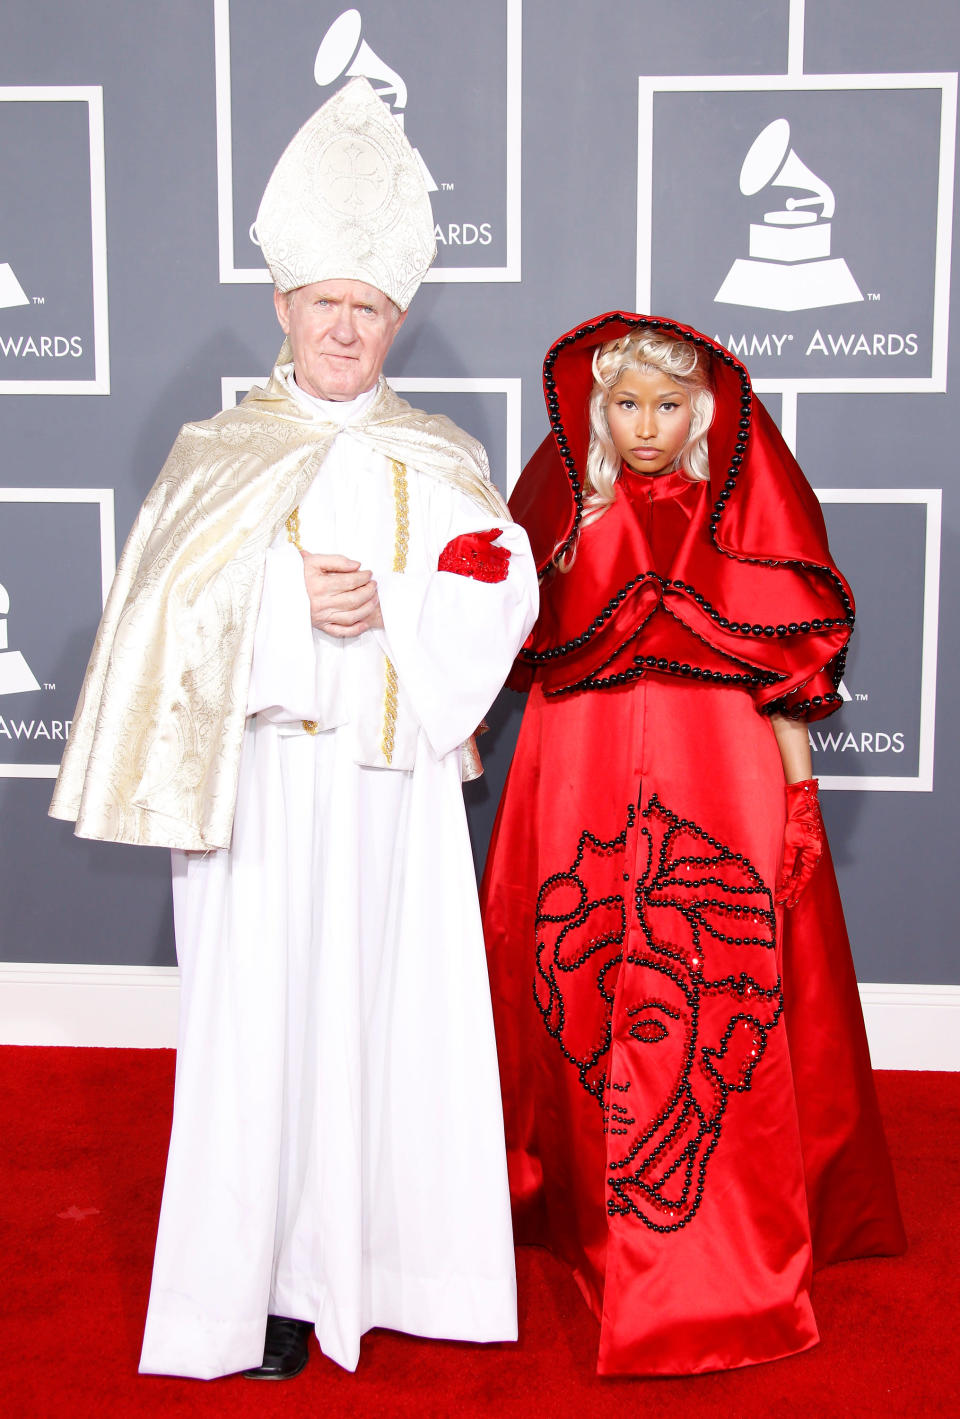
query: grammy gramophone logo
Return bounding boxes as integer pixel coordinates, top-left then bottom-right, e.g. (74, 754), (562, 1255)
(312, 8), (438, 191)
(716, 118), (864, 313)
(0, 261), (30, 311)
(0, 581), (41, 697)
(248, 7), (439, 253)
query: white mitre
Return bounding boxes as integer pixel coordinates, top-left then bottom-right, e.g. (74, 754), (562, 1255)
(255, 77), (436, 311)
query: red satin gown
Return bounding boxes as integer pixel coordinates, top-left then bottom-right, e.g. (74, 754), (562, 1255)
(481, 313), (905, 1376)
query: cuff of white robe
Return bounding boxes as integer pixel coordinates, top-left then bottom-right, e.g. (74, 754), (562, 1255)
(375, 566), (531, 760)
(246, 543), (317, 718)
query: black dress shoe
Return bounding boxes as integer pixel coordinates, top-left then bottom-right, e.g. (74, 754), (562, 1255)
(242, 1314), (312, 1380)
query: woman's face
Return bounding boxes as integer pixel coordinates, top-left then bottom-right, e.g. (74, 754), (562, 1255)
(605, 368), (692, 477)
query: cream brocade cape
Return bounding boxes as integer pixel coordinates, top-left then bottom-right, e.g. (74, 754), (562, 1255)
(49, 345), (510, 851)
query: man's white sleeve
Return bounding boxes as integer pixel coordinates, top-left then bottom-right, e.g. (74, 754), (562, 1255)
(245, 543), (318, 720)
(374, 496), (538, 759)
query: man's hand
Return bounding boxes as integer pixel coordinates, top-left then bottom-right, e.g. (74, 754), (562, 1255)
(300, 551), (383, 637)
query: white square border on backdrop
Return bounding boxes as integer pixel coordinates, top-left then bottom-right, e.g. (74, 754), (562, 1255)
(214, 0), (522, 286)
(814, 488), (941, 793)
(221, 376), (523, 495)
(0, 487), (115, 779)
(0, 87), (110, 396)
(636, 73), (958, 394)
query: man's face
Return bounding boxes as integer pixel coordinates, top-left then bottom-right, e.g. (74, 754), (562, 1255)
(274, 278), (406, 402)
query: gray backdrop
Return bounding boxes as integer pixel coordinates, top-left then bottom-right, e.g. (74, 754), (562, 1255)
(1, 0), (957, 987)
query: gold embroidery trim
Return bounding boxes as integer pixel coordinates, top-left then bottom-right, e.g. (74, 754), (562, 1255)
(381, 459), (409, 765)
(285, 507), (319, 735)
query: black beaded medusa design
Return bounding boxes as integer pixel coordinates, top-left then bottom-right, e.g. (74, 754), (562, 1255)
(533, 794), (783, 1233)
(533, 806), (635, 1103)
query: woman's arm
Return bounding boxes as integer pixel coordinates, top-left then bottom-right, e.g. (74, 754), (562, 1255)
(770, 712), (813, 785)
(770, 713), (822, 906)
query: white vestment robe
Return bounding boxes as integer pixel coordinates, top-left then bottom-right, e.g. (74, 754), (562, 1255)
(139, 381), (538, 1379)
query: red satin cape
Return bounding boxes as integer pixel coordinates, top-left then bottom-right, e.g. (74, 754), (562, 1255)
(509, 312), (855, 721)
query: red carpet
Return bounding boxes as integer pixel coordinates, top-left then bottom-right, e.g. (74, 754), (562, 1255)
(1, 1046), (954, 1418)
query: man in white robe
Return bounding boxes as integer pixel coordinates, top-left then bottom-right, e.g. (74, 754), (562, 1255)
(50, 79), (538, 1381)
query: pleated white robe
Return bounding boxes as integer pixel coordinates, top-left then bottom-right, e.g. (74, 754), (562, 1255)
(139, 386), (538, 1379)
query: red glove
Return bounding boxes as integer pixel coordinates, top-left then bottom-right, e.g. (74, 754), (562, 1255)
(775, 778), (824, 908)
(438, 528), (511, 583)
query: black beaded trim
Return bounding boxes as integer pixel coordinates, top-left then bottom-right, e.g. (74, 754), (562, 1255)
(540, 614), (651, 697)
(531, 313), (855, 678)
(531, 790), (784, 1235)
(763, 690), (844, 719)
(533, 807), (635, 1104)
(545, 604), (783, 698)
(632, 796), (778, 957)
(544, 314), (690, 567)
(761, 641), (848, 718)
(521, 568), (853, 667)
(607, 794), (783, 1232)
(553, 658), (778, 698)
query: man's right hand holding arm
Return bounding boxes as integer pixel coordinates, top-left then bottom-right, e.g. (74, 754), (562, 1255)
(300, 551), (383, 637)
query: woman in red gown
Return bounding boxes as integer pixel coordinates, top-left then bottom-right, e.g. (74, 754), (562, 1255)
(481, 313), (905, 1375)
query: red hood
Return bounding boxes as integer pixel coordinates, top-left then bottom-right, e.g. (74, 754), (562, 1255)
(508, 312), (854, 721)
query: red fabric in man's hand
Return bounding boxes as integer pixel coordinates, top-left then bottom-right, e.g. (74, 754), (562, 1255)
(776, 778), (824, 908)
(439, 528), (511, 583)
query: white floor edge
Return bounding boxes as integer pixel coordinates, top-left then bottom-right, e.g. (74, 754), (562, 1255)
(0, 963), (958, 1069)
